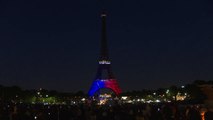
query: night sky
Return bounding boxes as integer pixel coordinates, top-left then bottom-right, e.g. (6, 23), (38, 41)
(0, 0), (213, 92)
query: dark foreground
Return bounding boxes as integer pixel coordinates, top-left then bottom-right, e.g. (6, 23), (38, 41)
(0, 102), (213, 120)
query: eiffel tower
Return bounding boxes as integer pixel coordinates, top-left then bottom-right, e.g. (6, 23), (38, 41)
(88, 12), (122, 96)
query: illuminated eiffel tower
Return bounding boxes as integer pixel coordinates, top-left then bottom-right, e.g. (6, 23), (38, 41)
(88, 12), (122, 96)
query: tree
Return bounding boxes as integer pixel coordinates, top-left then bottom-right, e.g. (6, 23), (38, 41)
(169, 85), (178, 101)
(75, 91), (85, 97)
(185, 84), (206, 104)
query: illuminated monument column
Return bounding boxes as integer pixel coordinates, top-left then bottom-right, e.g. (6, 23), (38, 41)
(88, 12), (122, 96)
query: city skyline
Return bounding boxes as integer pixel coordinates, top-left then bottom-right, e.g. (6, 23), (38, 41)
(0, 0), (213, 92)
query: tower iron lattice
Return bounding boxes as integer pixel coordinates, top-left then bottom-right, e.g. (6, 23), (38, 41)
(88, 12), (122, 96)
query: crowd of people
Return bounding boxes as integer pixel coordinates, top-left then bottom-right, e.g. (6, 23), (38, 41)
(0, 102), (213, 120)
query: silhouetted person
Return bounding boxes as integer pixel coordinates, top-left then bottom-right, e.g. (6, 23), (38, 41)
(205, 108), (213, 120)
(187, 107), (201, 120)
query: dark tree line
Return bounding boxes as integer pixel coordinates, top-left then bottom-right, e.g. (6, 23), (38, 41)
(0, 80), (212, 103)
(121, 80), (211, 103)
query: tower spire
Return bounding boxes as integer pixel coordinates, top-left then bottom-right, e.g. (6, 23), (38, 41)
(100, 11), (109, 61)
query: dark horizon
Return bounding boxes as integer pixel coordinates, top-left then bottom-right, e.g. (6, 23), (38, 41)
(0, 0), (213, 92)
